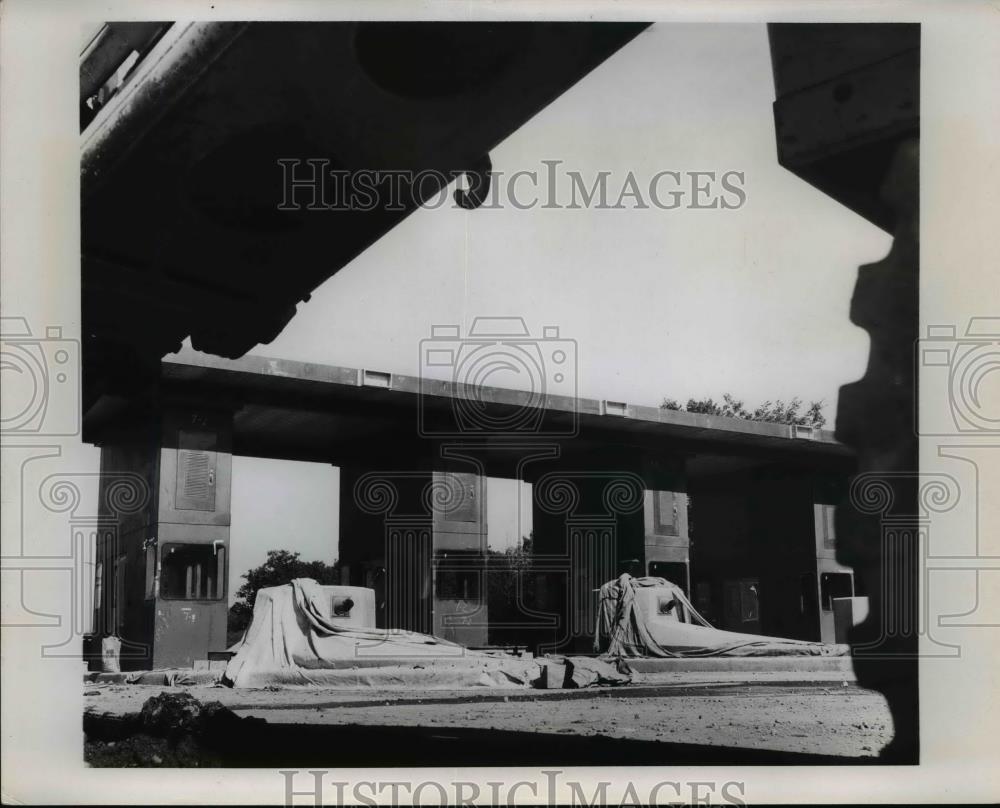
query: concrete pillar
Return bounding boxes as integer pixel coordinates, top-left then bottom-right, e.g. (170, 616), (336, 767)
(529, 466), (648, 653)
(96, 406), (232, 670)
(812, 476), (855, 644)
(638, 458), (690, 591)
(749, 471), (831, 642)
(95, 434), (158, 668)
(834, 139), (919, 762)
(338, 466), (414, 629)
(523, 454), (689, 654)
(340, 465), (487, 645)
(430, 469), (487, 645)
(687, 468), (852, 642)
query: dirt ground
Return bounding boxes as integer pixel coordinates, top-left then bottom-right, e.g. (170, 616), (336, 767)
(84, 679), (892, 762)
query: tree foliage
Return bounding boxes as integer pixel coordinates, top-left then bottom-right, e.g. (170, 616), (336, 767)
(660, 393), (826, 428)
(228, 550), (340, 638)
(486, 534), (536, 646)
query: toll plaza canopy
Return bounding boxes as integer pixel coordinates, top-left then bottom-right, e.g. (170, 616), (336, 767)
(83, 347), (853, 480)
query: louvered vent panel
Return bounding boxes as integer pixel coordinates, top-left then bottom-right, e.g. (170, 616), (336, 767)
(653, 491), (679, 536)
(175, 447), (216, 511)
(822, 505), (836, 549)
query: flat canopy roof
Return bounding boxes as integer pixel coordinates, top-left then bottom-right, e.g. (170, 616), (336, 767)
(85, 348), (852, 480)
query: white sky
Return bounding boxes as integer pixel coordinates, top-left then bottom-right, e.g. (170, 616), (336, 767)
(251, 22), (888, 412)
(95, 23), (892, 600)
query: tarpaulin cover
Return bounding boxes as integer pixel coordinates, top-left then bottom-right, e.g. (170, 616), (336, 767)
(223, 579), (539, 689)
(124, 669), (221, 686)
(595, 574), (850, 658)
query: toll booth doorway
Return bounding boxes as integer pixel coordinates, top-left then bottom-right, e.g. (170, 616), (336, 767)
(688, 470), (839, 642)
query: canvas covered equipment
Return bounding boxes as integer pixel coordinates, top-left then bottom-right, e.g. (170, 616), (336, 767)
(594, 574), (850, 658)
(223, 578), (539, 688)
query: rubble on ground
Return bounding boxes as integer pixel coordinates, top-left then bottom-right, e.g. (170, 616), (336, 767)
(85, 691), (259, 767)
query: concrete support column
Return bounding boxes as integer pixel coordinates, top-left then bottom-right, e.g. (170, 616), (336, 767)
(430, 469), (487, 645)
(95, 430), (159, 668)
(524, 455), (688, 654)
(529, 466), (640, 653)
(812, 475), (856, 644)
(687, 469), (852, 642)
(834, 139), (920, 762)
(638, 457), (690, 591)
(749, 472), (830, 642)
(340, 464), (487, 645)
(96, 405), (232, 670)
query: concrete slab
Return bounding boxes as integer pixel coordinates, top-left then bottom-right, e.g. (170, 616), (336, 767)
(625, 655), (855, 674)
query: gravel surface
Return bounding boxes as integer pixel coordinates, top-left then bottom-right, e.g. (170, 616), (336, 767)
(84, 680), (892, 760)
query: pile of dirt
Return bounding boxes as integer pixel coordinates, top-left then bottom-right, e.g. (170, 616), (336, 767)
(85, 691), (259, 767)
(85, 732), (220, 767)
(139, 691), (239, 737)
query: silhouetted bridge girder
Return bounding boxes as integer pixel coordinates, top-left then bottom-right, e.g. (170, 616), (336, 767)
(81, 21), (651, 409)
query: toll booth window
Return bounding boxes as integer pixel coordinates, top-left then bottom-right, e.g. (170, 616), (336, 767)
(144, 544), (156, 600)
(435, 568), (481, 600)
(738, 581), (759, 622)
(160, 543), (226, 600)
(94, 561), (104, 613)
(693, 581), (715, 625)
(800, 572), (818, 617)
(725, 579), (759, 623)
(649, 561), (688, 594)
(820, 572), (853, 611)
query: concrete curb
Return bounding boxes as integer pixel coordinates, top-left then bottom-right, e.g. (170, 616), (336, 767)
(625, 656), (855, 674)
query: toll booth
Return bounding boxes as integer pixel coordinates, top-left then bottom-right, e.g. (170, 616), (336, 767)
(92, 406), (232, 670)
(689, 468), (854, 643)
(339, 468), (489, 648)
